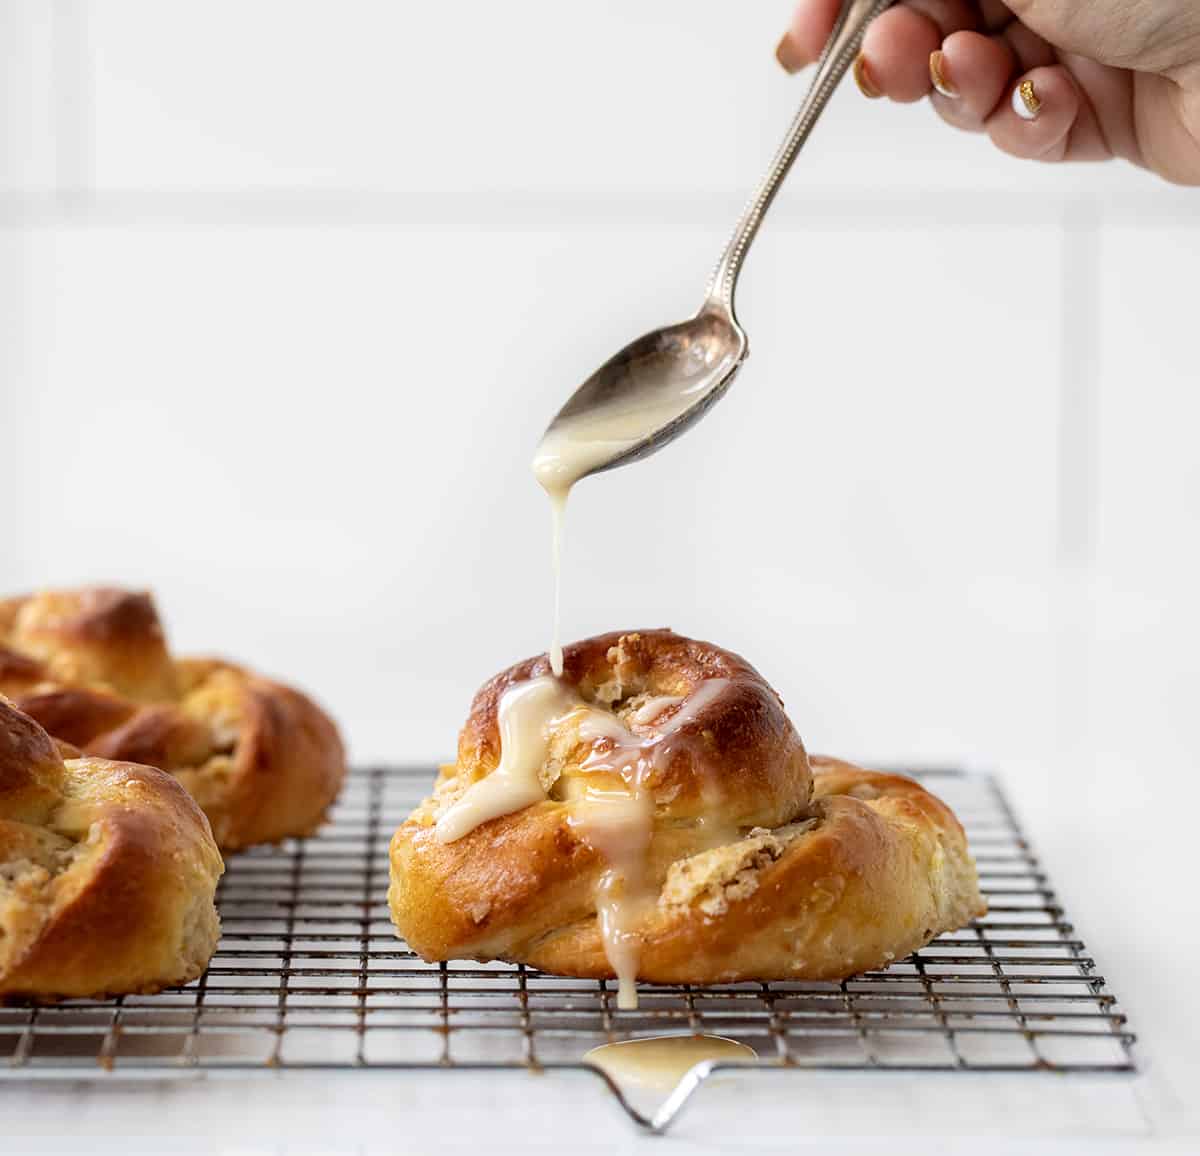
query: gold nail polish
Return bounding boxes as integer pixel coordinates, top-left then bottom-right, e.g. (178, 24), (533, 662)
(1013, 78), (1041, 120)
(775, 33), (801, 75)
(853, 54), (882, 100)
(929, 50), (957, 98)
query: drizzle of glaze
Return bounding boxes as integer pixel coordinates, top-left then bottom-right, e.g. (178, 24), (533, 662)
(569, 785), (653, 1010)
(434, 675), (732, 1009)
(571, 678), (731, 1007)
(584, 1034), (757, 1091)
(629, 694), (684, 726)
(434, 676), (578, 843)
(532, 381), (713, 678)
(547, 491), (567, 677)
(581, 679), (730, 779)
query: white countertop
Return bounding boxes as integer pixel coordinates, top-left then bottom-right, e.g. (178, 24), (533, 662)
(1, 1065), (1192, 1155)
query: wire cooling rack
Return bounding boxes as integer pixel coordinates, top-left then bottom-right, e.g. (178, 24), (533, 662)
(1, 766), (1135, 1132)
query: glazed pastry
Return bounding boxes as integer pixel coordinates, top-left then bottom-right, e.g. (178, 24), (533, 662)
(0, 697), (222, 1000)
(389, 630), (985, 993)
(0, 587), (346, 850)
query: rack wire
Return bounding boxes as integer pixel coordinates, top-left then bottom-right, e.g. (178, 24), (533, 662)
(1, 766), (1136, 1132)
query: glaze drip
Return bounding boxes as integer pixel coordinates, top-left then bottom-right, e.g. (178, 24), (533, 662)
(435, 676), (731, 1007)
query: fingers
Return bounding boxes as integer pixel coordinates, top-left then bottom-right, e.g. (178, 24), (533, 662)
(774, 1), (1116, 169)
(840, 1), (1072, 162)
(931, 37), (1093, 163)
(858, 4), (975, 102)
(776, 0), (843, 73)
(857, 6), (1055, 106)
(983, 64), (1082, 161)
(776, 0), (974, 82)
(928, 30), (1017, 130)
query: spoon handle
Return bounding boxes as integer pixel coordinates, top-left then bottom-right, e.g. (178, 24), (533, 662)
(706, 0), (895, 313)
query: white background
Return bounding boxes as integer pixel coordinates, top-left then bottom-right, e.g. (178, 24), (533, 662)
(2, 2), (1198, 1150)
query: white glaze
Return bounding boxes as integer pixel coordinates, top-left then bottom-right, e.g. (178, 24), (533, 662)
(653, 679), (726, 736)
(547, 491), (567, 677)
(434, 676), (579, 843)
(570, 786), (653, 1010)
(532, 380), (712, 678)
(581, 679), (730, 779)
(629, 695), (684, 726)
(532, 384), (709, 498)
(435, 676), (732, 1008)
(584, 1034), (757, 1091)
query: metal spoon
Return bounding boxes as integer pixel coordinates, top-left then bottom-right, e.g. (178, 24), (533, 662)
(533, 0), (893, 495)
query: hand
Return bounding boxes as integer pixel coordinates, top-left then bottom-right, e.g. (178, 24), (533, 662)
(776, 1), (1200, 185)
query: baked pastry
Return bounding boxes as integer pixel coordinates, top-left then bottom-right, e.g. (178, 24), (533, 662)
(0, 587), (346, 850)
(389, 630), (984, 997)
(0, 697), (222, 1000)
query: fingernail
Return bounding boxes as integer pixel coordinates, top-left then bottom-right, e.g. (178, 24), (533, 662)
(853, 54), (882, 99)
(929, 50), (957, 98)
(775, 32), (802, 74)
(1013, 78), (1041, 120)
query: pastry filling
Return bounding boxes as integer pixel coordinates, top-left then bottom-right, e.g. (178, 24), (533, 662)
(660, 819), (819, 917)
(0, 813), (92, 974)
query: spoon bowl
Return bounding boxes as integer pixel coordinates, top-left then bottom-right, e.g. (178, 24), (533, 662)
(532, 304), (747, 494)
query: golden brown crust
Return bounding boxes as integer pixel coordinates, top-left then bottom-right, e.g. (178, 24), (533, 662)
(0, 698), (223, 1001)
(0, 588), (346, 850)
(388, 632), (985, 985)
(172, 661), (347, 848)
(1, 589), (177, 702)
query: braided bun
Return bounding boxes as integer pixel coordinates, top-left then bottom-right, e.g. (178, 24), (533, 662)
(389, 631), (984, 995)
(0, 697), (222, 1000)
(0, 587), (346, 849)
